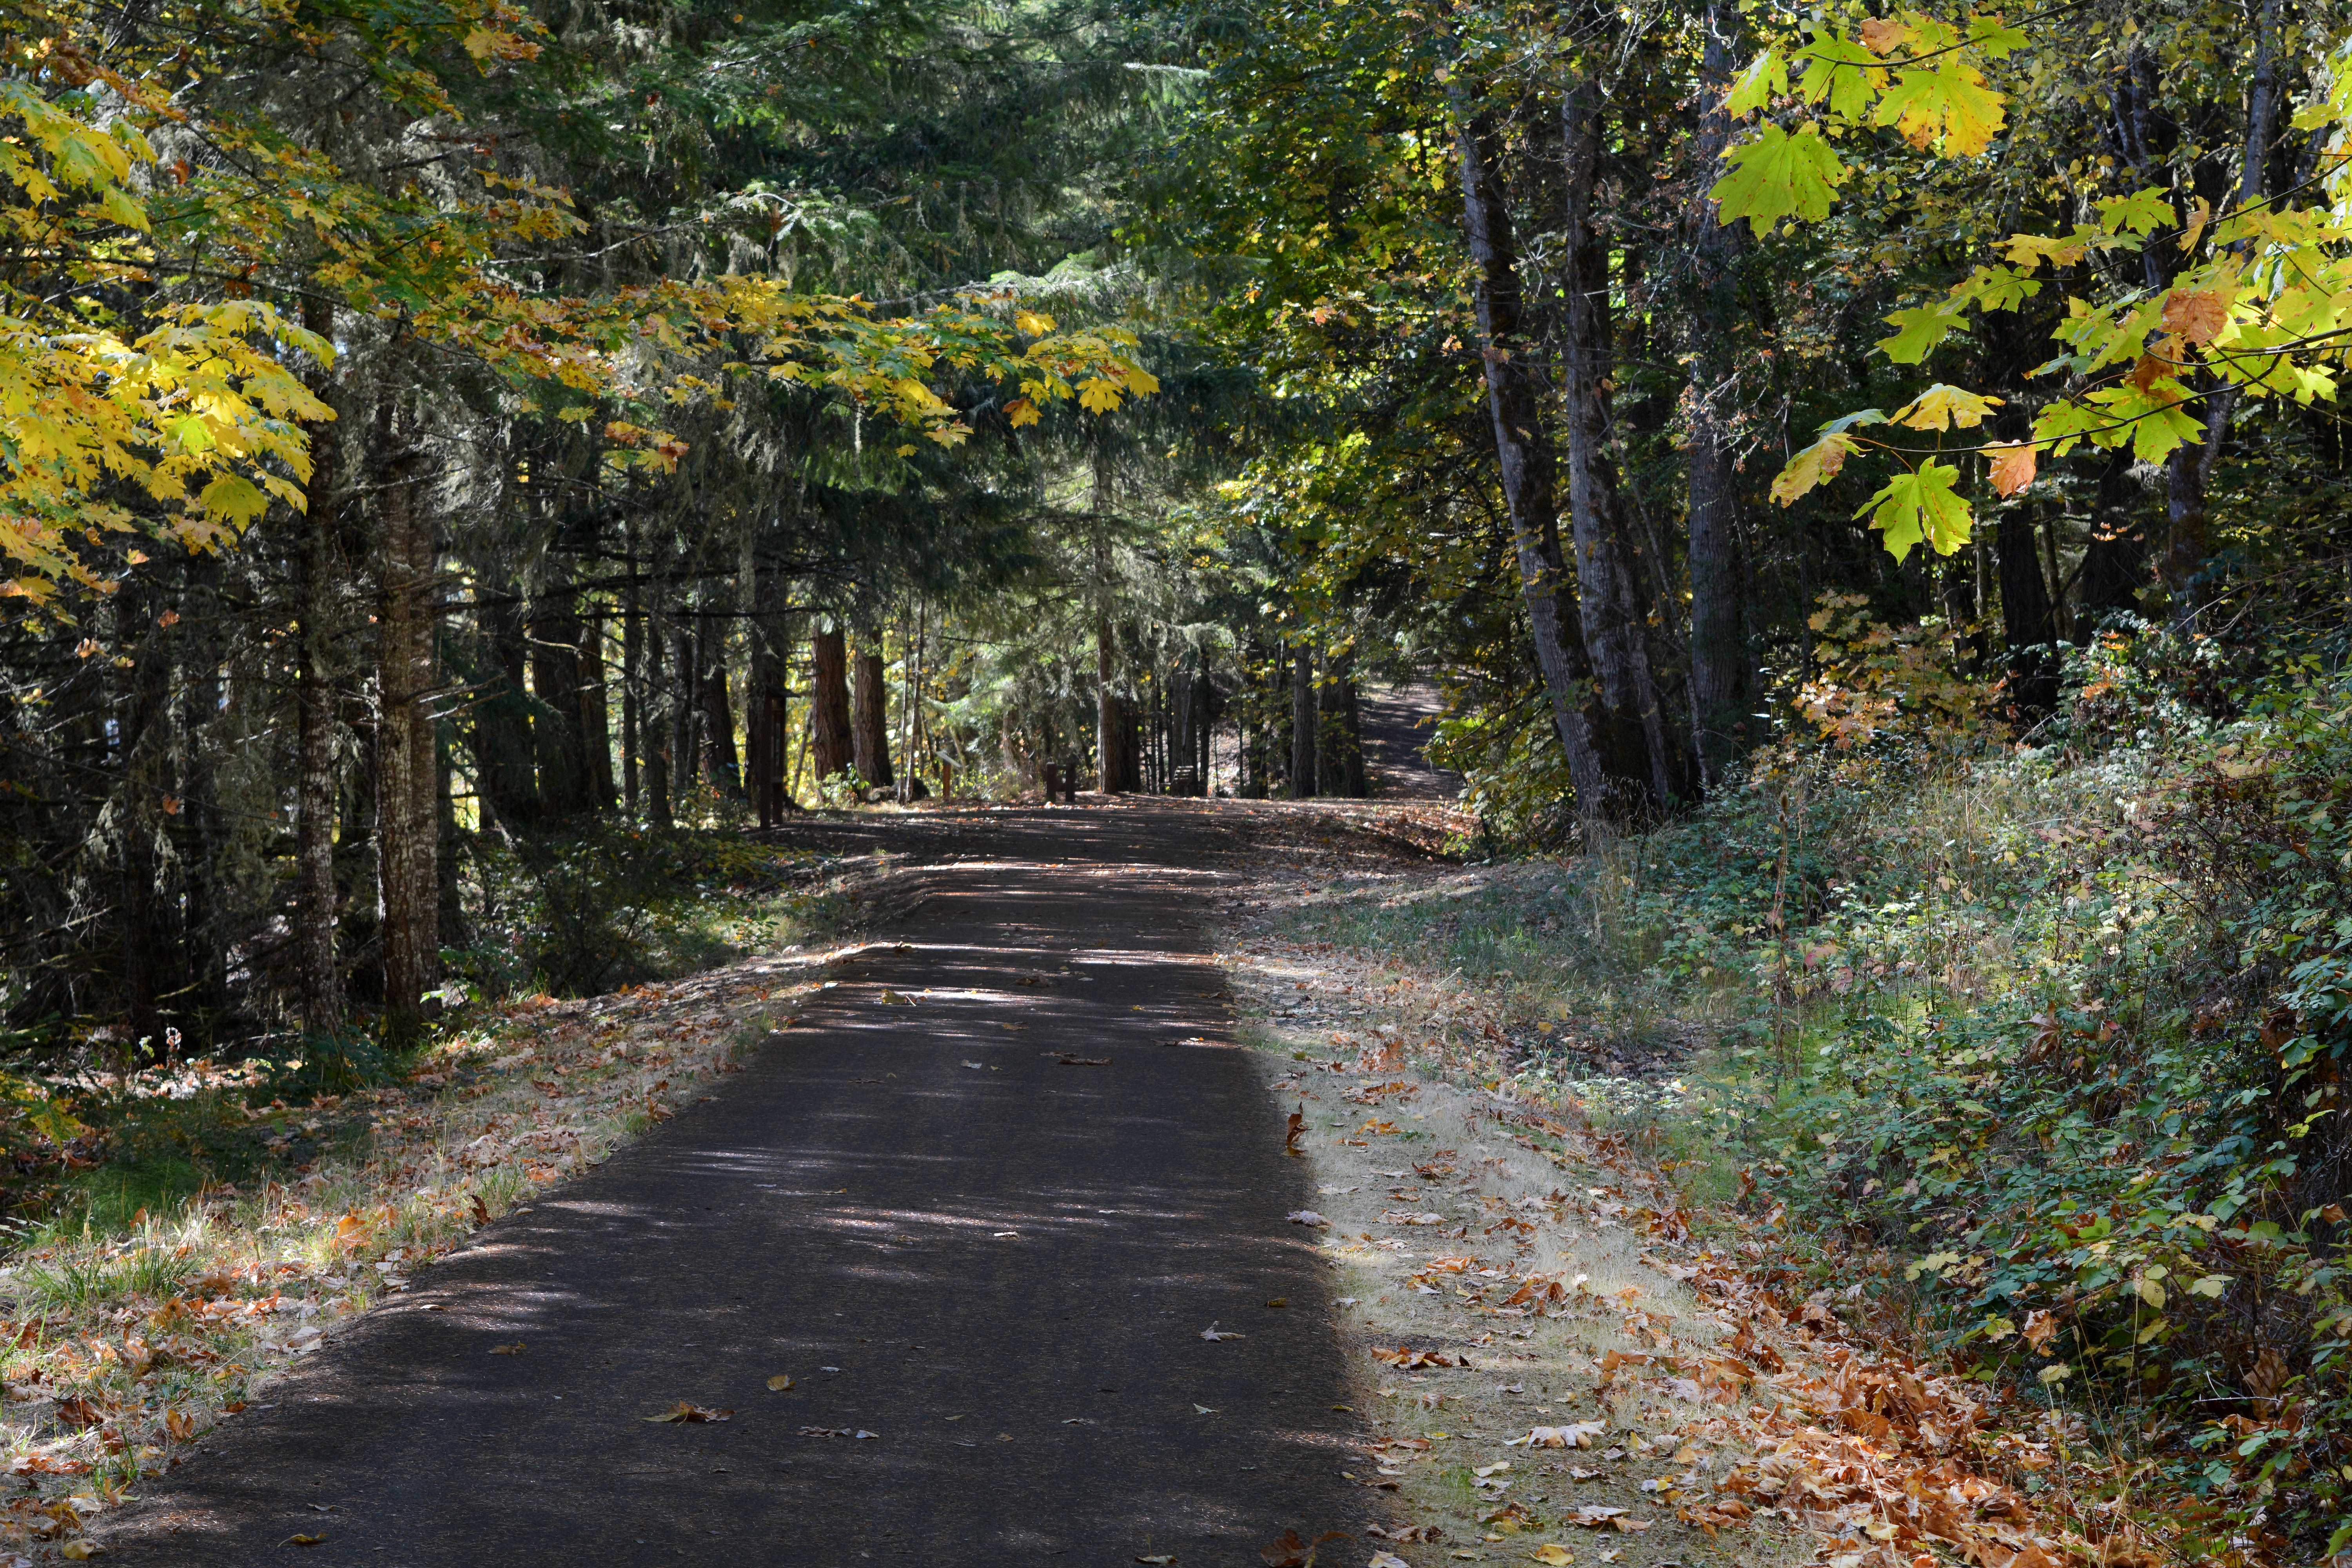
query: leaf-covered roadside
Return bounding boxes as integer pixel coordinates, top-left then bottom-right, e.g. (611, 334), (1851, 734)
(1231, 639), (2352, 1565)
(1219, 894), (2121, 1568)
(0, 916), (893, 1561)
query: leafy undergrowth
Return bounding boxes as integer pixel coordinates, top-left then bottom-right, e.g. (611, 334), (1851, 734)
(0, 933), (897, 1562)
(1218, 886), (2163, 1568)
(1233, 634), (2352, 1567)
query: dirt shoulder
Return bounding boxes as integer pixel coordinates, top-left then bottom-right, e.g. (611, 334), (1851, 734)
(1209, 837), (2118, 1568)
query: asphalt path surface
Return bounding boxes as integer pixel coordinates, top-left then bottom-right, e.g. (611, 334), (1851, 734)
(109, 804), (1375, 1566)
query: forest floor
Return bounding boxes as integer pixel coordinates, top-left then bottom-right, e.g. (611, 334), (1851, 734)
(0, 793), (2094, 1568)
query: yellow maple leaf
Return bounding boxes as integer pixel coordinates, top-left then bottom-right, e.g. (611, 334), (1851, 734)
(1893, 383), (2002, 430)
(1004, 397), (1040, 428)
(1014, 309), (1056, 337)
(1078, 377), (1123, 414)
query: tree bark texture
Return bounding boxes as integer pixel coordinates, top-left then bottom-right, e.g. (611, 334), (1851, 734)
(1684, 0), (1758, 787)
(374, 432), (438, 1042)
(1453, 107), (1617, 819)
(578, 608), (615, 811)
(1289, 642), (1318, 798)
(2078, 451), (2147, 629)
(644, 618), (671, 824)
(294, 300), (344, 1031)
(472, 588), (536, 827)
(701, 646), (742, 798)
(852, 648), (894, 787)
(1323, 649), (1367, 797)
(1561, 71), (1679, 807)
(528, 574), (589, 817)
(1998, 505), (2062, 719)
(1096, 616), (1137, 793)
(809, 627), (855, 783)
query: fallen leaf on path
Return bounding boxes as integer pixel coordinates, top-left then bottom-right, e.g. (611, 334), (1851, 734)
(766, 1375), (795, 1391)
(646, 1403), (733, 1423)
(1284, 1105), (1306, 1156)
(1530, 1546), (1573, 1566)
(1193, 1405), (1216, 1414)
(59, 1544), (99, 1561)
(1287, 1210), (1328, 1227)
(798, 1426), (855, 1437)
(282, 1536), (326, 1548)
(1473, 1461), (1510, 1476)
(1054, 1054), (1112, 1066)
(1367, 1525), (1443, 1543)
(1566, 1508), (1649, 1533)
(1515, 1422), (1607, 1448)
(489, 1342), (524, 1355)
(1137, 1557), (1175, 1565)
(877, 989), (912, 1004)
(1372, 1347), (1460, 1369)
(469, 1194), (490, 1225)
(1369, 1554), (1410, 1568)
(1200, 1323), (1243, 1340)
(1259, 1528), (1351, 1566)
(962, 1061), (986, 1070)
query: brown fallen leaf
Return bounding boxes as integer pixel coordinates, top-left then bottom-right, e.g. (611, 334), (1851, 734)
(1285, 1105), (1307, 1157)
(283, 1535), (327, 1548)
(1530, 1547), (1573, 1566)
(59, 1544), (100, 1561)
(489, 1342), (525, 1356)
(469, 1194), (490, 1225)
(1260, 1528), (1351, 1567)
(767, 1374), (795, 1391)
(646, 1402), (733, 1423)
(1265, 1298), (1289, 1308)
(1366, 1525), (1443, 1543)
(1286, 1210), (1328, 1228)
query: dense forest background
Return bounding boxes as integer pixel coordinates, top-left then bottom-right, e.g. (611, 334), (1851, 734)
(11, 0), (2352, 1556)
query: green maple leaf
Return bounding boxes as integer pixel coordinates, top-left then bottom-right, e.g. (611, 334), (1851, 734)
(1797, 29), (1880, 121)
(1856, 459), (1971, 561)
(2098, 187), (2176, 236)
(1710, 122), (1847, 235)
(1878, 301), (1967, 364)
(1726, 49), (1788, 118)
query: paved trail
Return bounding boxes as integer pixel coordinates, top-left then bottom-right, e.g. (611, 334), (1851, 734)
(112, 806), (1372, 1566)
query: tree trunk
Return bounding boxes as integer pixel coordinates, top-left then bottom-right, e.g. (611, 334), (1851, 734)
(374, 428), (438, 1044)
(2078, 450), (2147, 630)
(645, 618), (671, 825)
(1452, 105), (1617, 819)
(1325, 650), (1367, 797)
(671, 626), (700, 799)
(1684, 0), (1758, 787)
(528, 574), (588, 817)
(852, 647), (894, 787)
(2160, 0), (2277, 617)
(1998, 504), (2062, 720)
(473, 587), (536, 828)
(621, 557), (642, 817)
(294, 298), (344, 1031)
(578, 606), (616, 811)
(1561, 62), (1679, 806)
(701, 643), (742, 798)
(1289, 642), (1318, 798)
(809, 626), (855, 783)
(1096, 615), (1132, 794)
